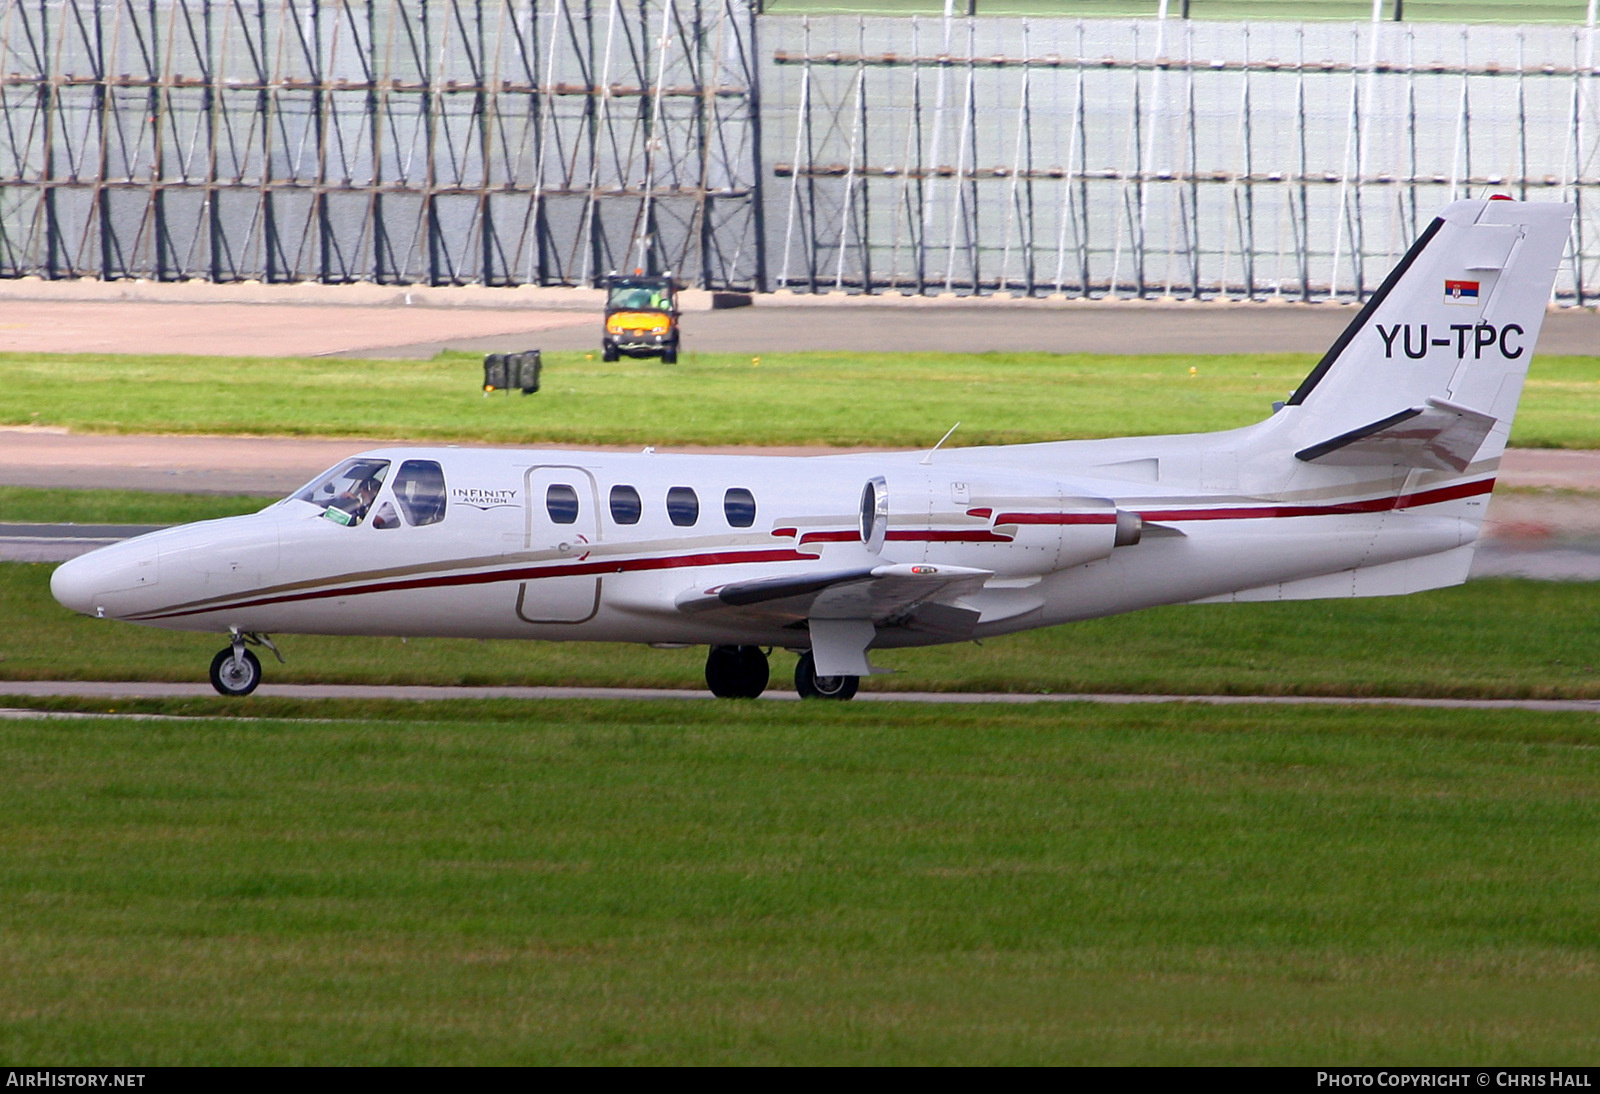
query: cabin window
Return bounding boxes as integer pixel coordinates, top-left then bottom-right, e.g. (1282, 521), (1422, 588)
(393, 460), (448, 527)
(610, 484), (642, 525)
(724, 487), (756, 528)
(666, 486), (699, 527)
(292, 457), (391, 528)
(546, 484), (580, 524)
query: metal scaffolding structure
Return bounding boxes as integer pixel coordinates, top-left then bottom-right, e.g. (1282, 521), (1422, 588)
(0, 0), (765, 287)
(765, 14), (1600, 304)
(2, 4), (1598, 302)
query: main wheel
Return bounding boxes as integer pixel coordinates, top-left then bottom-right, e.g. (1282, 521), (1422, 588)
(794, 651), (858, 701)
(661, 341), (678, 364)
(602, 343), (620, 362)
(705, 645), (769, 699)
(209, 647), (262, 697)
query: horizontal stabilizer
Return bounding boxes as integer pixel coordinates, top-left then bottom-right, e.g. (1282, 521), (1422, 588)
(1294, 397), (1496, 472)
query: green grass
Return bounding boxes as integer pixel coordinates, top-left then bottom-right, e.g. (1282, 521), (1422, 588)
(1, 699), (1598, 1064)
(0, 486), (273, 525)
(7, 562), (1600, 698)
(3, 350), (1599, 448)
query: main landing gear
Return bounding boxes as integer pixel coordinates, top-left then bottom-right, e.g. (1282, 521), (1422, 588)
(794, 651), (859, 701)
(208, 629), (283, 697)
(704, 647), (861, 700)
(705, 645), (769, 699)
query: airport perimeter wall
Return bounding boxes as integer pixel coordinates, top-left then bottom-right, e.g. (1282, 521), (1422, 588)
(0, 0), (1596, 303)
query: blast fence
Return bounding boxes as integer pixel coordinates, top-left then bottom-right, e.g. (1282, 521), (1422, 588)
(1, 1), (1597, 302)
(0, 0), (765, 288)
(767, 13), (1600, 302)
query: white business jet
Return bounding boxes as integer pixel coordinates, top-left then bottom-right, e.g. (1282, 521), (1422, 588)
(52, 199), (1574, 699)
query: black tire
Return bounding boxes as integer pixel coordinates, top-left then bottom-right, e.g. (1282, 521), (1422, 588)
(661, 342), (678, 364)
(794, 651), (858, 701)
(602, 343), (620, 362)
(209, 647), (262, 697)
(705, 644), (768, 699)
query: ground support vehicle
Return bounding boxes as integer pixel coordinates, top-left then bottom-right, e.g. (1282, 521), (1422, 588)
(603, 275), (680, 363)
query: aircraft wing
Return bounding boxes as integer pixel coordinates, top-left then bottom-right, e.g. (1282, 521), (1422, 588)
(1294, 397), (1496, 472)
(677, 562), (993, 624)
(676, 563), (994, 673)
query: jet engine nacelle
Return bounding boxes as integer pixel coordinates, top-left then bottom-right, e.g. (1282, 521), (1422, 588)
(879, 468), (1140, 576)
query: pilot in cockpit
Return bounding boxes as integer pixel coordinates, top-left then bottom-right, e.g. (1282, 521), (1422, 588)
(326, 476), (382, 525)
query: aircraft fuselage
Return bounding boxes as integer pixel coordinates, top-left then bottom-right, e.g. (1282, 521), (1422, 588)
(50, 435), (1480, 650)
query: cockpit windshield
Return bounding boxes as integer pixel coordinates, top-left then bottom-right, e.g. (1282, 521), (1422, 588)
(291, 458), (392, 527)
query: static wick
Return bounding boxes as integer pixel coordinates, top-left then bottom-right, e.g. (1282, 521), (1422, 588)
(920, 422), (961, 466)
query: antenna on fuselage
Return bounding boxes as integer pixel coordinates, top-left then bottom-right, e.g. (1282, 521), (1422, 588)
(919, 422), (961, 466)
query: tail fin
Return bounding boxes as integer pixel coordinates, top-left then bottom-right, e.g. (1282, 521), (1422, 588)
(1284, 198), (1573, 471)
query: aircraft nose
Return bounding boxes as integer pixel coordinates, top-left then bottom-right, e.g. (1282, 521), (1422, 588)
(50, 537), (160, 618)
(50, 553), (102, 616)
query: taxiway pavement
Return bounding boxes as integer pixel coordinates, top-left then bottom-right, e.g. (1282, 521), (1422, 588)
(0, 277), (1597, 359)
(3, 680), (1598, 714)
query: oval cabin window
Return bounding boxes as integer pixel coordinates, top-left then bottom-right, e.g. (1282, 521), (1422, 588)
(546, 484), (580, 525)
(666, 486), (699, 527)
(724, 487), (756, 528)
(610, 484), (642, 525)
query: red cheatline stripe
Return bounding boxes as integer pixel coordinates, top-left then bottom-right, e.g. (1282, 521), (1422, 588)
(1395, 477), (1495, 510)
(133, 546), (820, 622)
(798, 530), (858, 545)
(994, 511), (1118, 525)
(887, 529), (1013, 543)
(1134, 477), (1494, 522)
(800, 528), (1016, 545)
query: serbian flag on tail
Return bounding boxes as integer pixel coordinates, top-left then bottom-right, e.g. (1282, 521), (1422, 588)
(1444, 279), (1480, 305)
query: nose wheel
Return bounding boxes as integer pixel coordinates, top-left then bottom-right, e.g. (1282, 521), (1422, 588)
(794, 651), (859, 701)
(209, 647), (262, 696)
(207, 630), (282, 696)
(704, 645), (769, 699)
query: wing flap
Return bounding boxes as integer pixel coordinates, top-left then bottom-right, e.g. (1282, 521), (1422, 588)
(675, 563), (994, 630)
(675, 567), (876, 614)
(1295, 397), (1496, 472)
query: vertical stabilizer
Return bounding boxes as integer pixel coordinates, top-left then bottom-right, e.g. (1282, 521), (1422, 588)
(1284, 199), (1573, 469)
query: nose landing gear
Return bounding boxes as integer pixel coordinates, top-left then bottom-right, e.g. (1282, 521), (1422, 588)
(704, 645), (769, 699)
(208, 630), (283, 697)
(209, 647), (261, 696)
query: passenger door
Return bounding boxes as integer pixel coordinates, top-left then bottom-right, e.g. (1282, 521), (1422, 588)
(517, 465), (602, 624)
